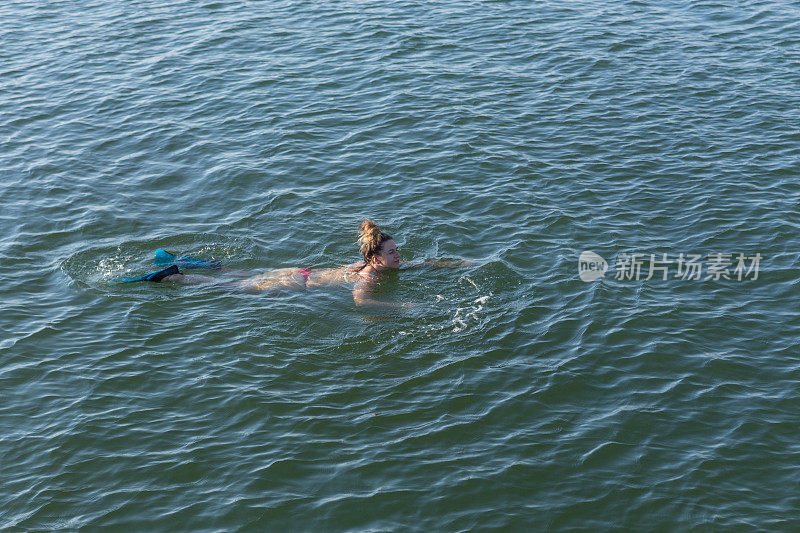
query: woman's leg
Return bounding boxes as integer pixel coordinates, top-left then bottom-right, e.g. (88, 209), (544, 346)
(162, 268), (305, 291)
(219, 267), (254, 278)
(234, 268), (307, 292)
(162, 273), (237, 286)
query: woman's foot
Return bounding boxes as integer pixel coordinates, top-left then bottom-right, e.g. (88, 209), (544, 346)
(111, 264), (182, 284)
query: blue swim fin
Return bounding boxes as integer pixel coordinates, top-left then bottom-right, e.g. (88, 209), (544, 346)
(110, 264), (182, 284)
(154, 249), (221, 269)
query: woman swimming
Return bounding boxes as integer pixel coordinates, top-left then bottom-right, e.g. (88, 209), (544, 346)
(118, 220), (468, 308)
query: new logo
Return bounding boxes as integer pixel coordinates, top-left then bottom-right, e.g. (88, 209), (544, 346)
(578, 251), (608, 282)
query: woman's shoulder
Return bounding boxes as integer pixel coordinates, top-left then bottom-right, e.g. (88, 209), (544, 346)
(352, 275), (375, 290)
(345, 261), (366, 271)
(352, 268), (378, 286)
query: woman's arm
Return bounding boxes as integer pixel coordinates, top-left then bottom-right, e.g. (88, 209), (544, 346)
(353, 293), (412, 308)
(352, 279), (413, 308)
(402, 259), (475, 269)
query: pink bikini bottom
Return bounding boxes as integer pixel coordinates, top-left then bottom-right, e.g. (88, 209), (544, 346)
(297, 269), (311, 284)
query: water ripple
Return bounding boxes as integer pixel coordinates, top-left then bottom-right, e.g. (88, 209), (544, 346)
(2, 0), (800, 529)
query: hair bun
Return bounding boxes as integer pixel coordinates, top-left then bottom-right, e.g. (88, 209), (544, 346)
(357, 219), (392, 261)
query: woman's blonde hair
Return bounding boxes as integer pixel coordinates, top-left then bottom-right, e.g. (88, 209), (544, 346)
(357, 219), (393, 262)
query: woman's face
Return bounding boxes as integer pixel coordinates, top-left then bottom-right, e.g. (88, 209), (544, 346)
(371, 239), (401, 270)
